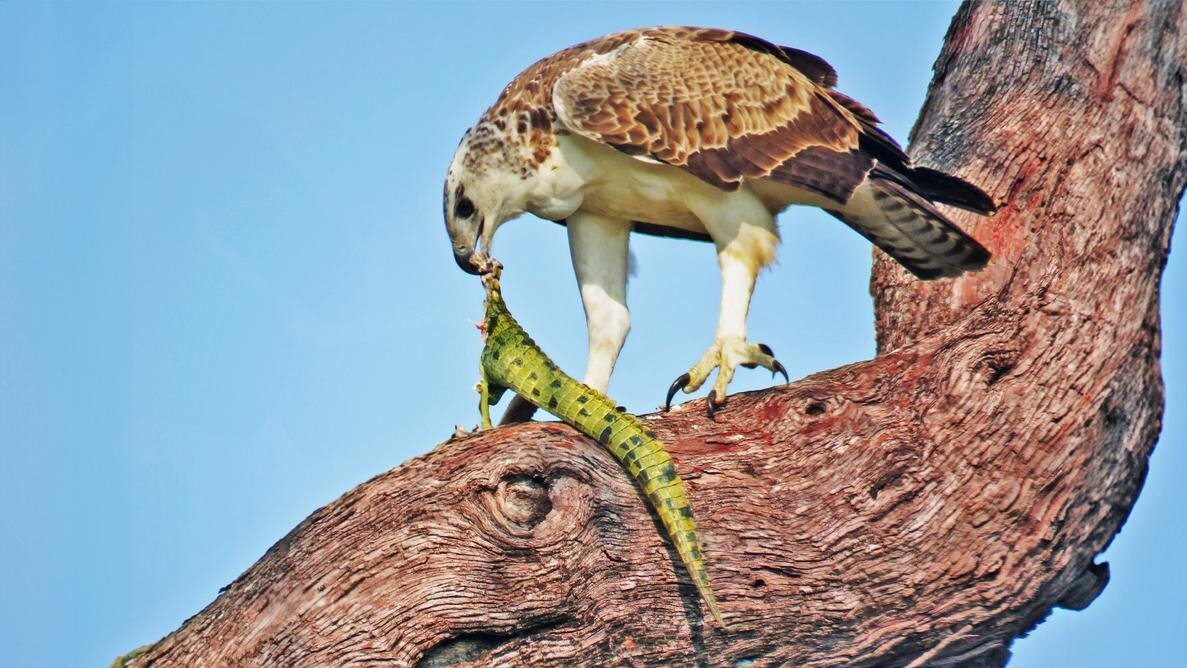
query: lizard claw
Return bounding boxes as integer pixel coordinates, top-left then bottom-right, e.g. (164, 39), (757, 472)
(664, 372), (691, 411)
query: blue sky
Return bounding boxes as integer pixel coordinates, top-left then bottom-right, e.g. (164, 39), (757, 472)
(1, 2), (1181, 666)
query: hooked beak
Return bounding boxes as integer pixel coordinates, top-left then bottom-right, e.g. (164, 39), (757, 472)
(454, 247), (480, 274)
(453, 219), (485, 275)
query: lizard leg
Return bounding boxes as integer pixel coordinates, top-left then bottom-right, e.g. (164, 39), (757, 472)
(664, 189), (787, 418)
(499, 211), (628, 426)
(478, 374), (507, 430)
(478, 375), (493, 430)
(500, 212), (628, 425)
(567, 211), (631, 394)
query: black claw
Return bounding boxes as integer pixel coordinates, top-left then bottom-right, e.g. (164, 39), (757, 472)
(772, 360), (789, 384)
(706, 392), (722, 421)
(664, 373), (691, 411)
(756, 343), (789, 384)
(745, 344), (776, 370)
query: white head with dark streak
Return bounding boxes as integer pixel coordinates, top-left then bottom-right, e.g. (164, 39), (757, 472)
(442, 126), (542, 274)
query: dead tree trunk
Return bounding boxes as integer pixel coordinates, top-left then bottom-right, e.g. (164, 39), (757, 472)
(128, 2), (1185, 666)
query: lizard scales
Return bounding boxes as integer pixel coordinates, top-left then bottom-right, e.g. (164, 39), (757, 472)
(477, 260), (722, 624)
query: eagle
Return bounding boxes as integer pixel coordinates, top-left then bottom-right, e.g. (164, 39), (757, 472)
(444, 26), (994, 417)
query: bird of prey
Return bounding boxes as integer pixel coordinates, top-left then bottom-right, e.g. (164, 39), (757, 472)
(444, 26), (994, 417)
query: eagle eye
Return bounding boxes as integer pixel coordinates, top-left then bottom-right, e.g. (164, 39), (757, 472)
(455, 197), (476, 219)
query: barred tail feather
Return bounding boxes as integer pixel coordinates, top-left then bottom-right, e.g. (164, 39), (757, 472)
(830, 176), (991, 280)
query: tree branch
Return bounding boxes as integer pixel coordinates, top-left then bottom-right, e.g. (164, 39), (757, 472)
(128, 1), (1186, 665)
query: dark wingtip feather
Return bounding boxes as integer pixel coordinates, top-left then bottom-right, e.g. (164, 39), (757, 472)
(907, 166), (998, 214)
(780, 46), (838, 87)
(723, 31), (838, 87)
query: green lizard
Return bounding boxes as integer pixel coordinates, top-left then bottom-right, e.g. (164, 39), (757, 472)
(472, 253), (722, 625)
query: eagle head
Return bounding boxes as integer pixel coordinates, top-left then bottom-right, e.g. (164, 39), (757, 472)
(442, 126), (537, 275)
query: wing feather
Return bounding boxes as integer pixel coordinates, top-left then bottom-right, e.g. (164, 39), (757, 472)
(553, 27), (873, 201)
(479, 25), (994, 216)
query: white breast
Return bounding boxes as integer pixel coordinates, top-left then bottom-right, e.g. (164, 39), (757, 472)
(527, 134), (714, 233)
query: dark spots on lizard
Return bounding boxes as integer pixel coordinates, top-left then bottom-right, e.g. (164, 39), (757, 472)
(548, 397), (558, 409)
(655, 465), (677, 484)
(599, 426), (612, 443)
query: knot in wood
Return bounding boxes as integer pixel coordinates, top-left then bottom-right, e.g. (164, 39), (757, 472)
(495, 474), (553, 528)
(973, 348), (1021, 387)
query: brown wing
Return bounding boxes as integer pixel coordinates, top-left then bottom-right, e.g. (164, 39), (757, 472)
(552, 27), (882, 204)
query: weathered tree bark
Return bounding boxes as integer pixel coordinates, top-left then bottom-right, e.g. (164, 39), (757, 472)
(130, 1), (1185, 666)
